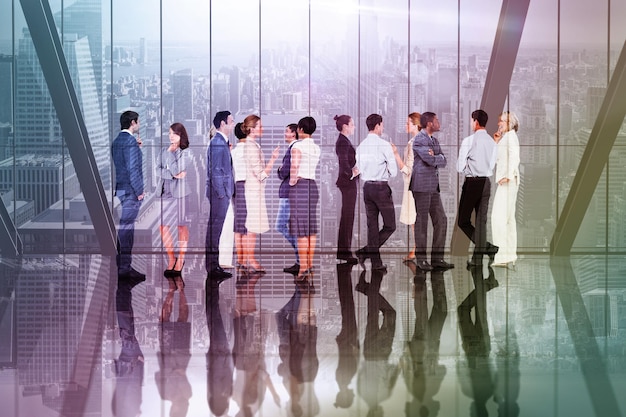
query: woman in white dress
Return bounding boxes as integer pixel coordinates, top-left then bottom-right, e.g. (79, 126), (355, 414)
(242, 114), (279, 272)
(391, 112), (420, 261)
(491, 111), (520, 267)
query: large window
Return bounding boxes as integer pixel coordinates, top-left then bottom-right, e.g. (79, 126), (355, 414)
(1, 1), (625, 416)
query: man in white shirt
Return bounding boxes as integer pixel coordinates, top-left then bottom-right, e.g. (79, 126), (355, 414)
(354, 114), (397, 270)
(456, 109), (498, 266)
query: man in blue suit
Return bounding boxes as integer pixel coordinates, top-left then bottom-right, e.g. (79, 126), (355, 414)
(206, 111), (235, 281)
(112, 110), (145, 282)
(409, 112), (454, 272)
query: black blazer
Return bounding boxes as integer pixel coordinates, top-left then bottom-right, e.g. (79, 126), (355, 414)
(335, 134), (356, 188)
(277, 141), (296, 198)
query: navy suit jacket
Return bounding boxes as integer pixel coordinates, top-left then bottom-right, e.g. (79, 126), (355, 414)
(277, 141), (296, 198)
(335, 134), (357, 188)
(409, 130), (447, 193)
(112, 131), (144, 198)
(206, 131), (234, 200)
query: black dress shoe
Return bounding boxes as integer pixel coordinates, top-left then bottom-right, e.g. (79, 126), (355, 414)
(372, 263), (387, 271)
(283, 263), (300, 274)
(486, 243), (499, 263)
(431, 259), (454, 270)
(355, 281), (369, 295)
(484, 277), (500, 291)
(208, 267), (232, 281)
(119, 268), (146, 286)
(355, 248), (368, 265)
(416, 260), (433, 271)
(466, 259), (482, 270)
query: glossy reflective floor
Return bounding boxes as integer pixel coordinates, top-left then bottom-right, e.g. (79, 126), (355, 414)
(2, 253), (625, 417)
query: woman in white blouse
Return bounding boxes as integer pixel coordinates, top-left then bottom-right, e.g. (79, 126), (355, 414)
(491, 111), (520, 267)
(391, 112), (421, 261)
(289, 116), (321, 281)
(242, 115), (279, 273)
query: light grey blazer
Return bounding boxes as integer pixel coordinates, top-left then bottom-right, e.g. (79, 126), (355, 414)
(156, 147), (193, 199)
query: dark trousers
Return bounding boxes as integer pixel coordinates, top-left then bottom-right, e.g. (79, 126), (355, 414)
(412, 191), (447, 262)
(363, 269), (396, 360)
(337, 183), (357, 256)
(363, 182), (396, 264)
(457, 177), (491, 258)
(205, 194), (230, 271)
(117, 194), (142, 273)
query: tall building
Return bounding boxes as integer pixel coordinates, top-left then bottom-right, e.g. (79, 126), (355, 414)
(346, 0), (381, 133)
(15, 30), (111, 190)
(0, 154), (79, 216)
(0, 123), (11, 161)
(229, 66), (241, 115)
(172, 68), (194, 122)
(586, 86), (605, 128)
(55, 0), (105, 117)
(0, 55), (12, 124)
(138, 37), (148, 65)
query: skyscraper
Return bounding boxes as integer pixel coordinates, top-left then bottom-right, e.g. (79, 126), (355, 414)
(172, 68), (194, 122)
(0, 55), (12, 124)
(14, 29), (111, 196)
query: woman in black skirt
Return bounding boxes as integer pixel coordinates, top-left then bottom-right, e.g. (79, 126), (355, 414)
(231, 122), (248, 268)
(289, 116), (321, 281)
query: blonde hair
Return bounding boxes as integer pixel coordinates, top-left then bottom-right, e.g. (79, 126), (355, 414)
(500, 111), (519, 132)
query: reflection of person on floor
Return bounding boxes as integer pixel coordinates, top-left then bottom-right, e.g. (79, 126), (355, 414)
(232, 271), (280, 416)
(112, 278), (144, 417)
(155, 271), (192, 417)
(356, 269), (399, 417)
(206, 278), (234, 417)
(160, 268), (188, 323)
(401, 269), (447, 417)
(457, 265), (500, 417)
(276, 282), (320, 417)
(493, 325), (521, 416)
(334, 263), (359, 409)
(155, 324), (192, 417)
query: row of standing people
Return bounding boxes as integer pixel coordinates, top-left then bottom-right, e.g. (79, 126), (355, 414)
(334, 110), (520, 272)
(112, 108), (519, 286)
(112, 109), (322, 284)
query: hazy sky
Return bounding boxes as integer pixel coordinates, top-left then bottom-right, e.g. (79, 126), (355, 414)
(1, 0), (624, 51)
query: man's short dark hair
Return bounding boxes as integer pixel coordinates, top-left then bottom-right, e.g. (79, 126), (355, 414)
(366, 114), (383, 131)
(213, 111), (231, 129)
(287, 123), (299, 140)
(471, 109), (488, 127)
(420, 112), (436, 129)
(120, 110), (139, 130)
(297, 116), (316, 135)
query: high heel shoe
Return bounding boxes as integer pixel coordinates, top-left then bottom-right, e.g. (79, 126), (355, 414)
(164, 258), (177, 279)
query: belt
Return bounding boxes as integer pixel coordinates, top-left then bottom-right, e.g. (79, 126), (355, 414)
(465, 176), (488, 180)
(364, 180), (388, 185)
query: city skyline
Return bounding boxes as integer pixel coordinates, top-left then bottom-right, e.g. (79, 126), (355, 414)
(1, 1), (626, 416)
